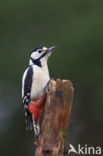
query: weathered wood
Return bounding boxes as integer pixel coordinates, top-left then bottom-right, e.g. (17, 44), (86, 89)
(35, 79), (74, 156)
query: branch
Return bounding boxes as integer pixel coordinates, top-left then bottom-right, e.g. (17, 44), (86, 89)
(35, 79), (74, 156)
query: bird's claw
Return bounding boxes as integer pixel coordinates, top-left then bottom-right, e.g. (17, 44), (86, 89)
(45, 79), (52, 94)
(46, 85), (49, 94)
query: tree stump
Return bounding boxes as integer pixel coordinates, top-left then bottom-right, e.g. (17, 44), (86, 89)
(35, 79), (74, 156)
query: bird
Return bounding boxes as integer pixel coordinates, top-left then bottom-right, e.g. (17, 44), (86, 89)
(22, 46), (56, 137)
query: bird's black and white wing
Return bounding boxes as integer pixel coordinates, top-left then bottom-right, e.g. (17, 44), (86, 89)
(22, 66), (33, 130)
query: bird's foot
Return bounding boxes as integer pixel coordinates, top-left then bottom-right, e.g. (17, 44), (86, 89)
(45, 78), (54, 94)
(45, 86), (49, 94)
(45, 80), (51, 94)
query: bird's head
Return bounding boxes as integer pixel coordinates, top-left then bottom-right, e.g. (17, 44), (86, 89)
(29, 46), (56, 67)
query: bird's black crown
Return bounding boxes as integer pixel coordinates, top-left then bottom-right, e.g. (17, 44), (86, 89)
(32, 46), (43, 52)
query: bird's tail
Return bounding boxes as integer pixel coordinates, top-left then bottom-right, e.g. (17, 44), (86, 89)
(32, 118), (40, 136)
(26, 111), (33, 131)
(25, 111), (40, 136)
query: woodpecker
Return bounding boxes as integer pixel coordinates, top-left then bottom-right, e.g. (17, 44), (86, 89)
(22, 46), (56, 136)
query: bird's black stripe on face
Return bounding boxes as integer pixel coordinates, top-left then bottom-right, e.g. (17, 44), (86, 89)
(30, 51), (47, 67)
(39, 51), (47, 60)
(30, 57), (42, 67)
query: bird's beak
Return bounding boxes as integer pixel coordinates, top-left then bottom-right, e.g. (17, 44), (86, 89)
(47, 46), (56, 53)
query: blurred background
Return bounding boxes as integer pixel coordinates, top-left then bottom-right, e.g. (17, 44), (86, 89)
(0, 0), (103, 155)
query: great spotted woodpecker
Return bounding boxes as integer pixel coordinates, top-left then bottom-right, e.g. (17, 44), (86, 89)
(22, 46), (56, 136)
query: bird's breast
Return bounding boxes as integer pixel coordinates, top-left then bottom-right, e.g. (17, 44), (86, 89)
(30, 65), (50, 99)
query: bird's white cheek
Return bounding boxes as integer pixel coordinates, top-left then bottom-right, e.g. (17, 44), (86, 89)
(31, 52), (41, 59)
(31, 53), (38, 59)
(35, 54), (39, 59)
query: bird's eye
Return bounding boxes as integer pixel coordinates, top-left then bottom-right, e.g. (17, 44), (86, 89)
(38, 50), (42, 53)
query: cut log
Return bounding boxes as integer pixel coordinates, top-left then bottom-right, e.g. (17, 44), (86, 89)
(35, 79), (74, 156)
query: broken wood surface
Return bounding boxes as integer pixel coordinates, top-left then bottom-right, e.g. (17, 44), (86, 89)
(35, 79), (74, 156)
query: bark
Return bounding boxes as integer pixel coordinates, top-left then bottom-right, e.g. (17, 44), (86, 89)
(35, 79), (74, 156)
